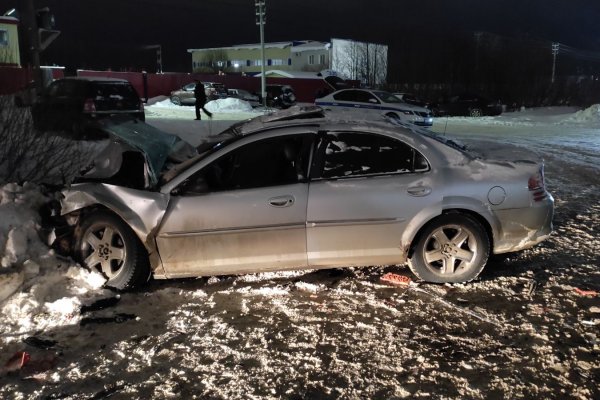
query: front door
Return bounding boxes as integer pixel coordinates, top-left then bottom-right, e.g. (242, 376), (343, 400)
(156, 132), (314, 277)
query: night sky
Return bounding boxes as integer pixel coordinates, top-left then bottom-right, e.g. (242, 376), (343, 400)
(2, 0), (600, 74)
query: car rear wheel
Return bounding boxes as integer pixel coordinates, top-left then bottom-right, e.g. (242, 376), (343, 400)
(408, 213), (490, 283)
(76, 210), (150, 290)
(469, 108), (482, 117)
(171, 96), (181, 106)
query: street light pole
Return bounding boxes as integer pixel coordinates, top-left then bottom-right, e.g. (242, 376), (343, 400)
(255, 0), (266, 107)
(551, 42), (559, 84)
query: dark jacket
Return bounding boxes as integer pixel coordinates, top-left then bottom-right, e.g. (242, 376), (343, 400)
(194, 83), (207, 103)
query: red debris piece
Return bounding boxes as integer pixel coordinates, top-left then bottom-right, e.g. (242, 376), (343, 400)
(3, 351), (31, 372)
(381, 273), (412, 286)
(575, 288), (598, 297)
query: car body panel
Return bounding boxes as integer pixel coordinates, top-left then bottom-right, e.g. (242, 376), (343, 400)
(60, 107), (553, 283)
(316, 89), (433, 127)
(156, 183), (308, 277)
(306, 173), (438, 267)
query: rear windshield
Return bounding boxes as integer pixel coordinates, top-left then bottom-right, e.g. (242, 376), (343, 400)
(90, 82), (139, 101)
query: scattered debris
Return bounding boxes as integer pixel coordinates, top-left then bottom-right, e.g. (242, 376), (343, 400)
(23, 336), (57, 350)
(381, 273), (412, 287)
(581, 320), (599, 326)
(80, 296), (121, 314)
(525, 280), (538, 296)
(574, 288), (598, 297)
(80, 313), (137, 326)
(1, 351), (30, 374)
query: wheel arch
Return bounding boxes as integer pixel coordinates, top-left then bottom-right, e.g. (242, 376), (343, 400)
(403, 198), (499, 259)
(61, 183), (169, 273)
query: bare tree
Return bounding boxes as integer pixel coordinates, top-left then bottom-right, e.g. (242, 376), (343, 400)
(332, 39), (388, 87)
(0, 95), (98, 185)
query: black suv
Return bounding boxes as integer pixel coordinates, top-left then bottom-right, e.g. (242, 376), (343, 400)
(32, 77), (145, 135)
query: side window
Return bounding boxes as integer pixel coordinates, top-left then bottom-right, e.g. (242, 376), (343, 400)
(357, 91), (379, 104)
(175, 134), (313, 195)
(319, 132), (429, 179)
(333, 90), (358, 102)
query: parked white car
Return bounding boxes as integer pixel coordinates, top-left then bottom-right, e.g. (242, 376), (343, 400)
(316, 89), (433, 127)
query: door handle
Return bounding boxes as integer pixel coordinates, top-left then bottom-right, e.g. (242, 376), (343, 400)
(268, 195), (295, 207)
(407, 186), (432, 197)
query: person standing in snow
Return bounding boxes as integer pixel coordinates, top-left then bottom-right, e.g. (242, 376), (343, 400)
(194, 80), (212, 120)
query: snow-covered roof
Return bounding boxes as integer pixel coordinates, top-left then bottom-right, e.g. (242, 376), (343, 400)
(254, 70), (322, 79)
(0, 16), (19, 24)
(188, 40), (330, 53)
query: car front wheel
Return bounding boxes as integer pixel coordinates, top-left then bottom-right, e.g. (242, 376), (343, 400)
(171, 96), (181, 106)
(76, 210), (150, 290)
(469, 108), (482, 117)
(408, 213), (490, 283)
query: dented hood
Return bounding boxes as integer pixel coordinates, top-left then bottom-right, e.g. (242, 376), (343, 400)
(81, 119), (196, 188)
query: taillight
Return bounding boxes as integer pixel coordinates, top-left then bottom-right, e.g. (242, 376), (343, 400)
(83, 98), (96, 113)
(529, 166), (547, 201)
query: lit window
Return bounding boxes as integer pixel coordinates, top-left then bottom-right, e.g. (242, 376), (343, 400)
(0, 30), (8, 46)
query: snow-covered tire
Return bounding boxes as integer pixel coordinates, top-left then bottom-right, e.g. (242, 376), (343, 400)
(75, 210), (150, 290)
(469, 108), (482, 117)
(408, 213), (490, 283)
(171, 96), (181, 106)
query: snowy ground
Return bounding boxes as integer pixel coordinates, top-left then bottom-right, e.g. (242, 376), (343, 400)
(1, 105), (599, 399)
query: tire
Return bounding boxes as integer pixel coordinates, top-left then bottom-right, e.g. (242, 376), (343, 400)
(469, 108), (482, 117)
(171, 96), (181, 106)
(408, 213), (490, 283)
(75, 210), (150, 290)
(385, 112), (401, 121)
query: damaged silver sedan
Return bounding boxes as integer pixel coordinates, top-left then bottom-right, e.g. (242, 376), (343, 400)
(60, 107), (554, 289)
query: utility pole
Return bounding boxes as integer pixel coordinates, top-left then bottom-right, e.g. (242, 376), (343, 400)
(23, 0), (42, 93)
(255, 0), (266, 107)
(551, 42), (559, 84)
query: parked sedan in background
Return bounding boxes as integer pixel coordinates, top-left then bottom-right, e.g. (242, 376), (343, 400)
(393, 92), (429, 108)
(316, 89), (433, 127)
(170, 82), (228, 106)
(431, 94), (503, 117)
(228, 88), (260, 107)
(60, 106), (553, 290)
(32, 77), (145, 136)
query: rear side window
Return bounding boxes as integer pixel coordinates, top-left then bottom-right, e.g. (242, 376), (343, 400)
(90, 82), (139, 101)
(333, 90), (358, 102)
(317, 132), (429, 179)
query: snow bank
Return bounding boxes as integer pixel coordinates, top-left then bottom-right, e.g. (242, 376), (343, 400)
(205, 98), (254, 113)
(147, 97), (254, 113)
(0, 183), (107, 341)
(561, 104), (600, 124)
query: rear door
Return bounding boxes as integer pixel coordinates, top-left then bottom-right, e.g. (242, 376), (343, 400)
(156, 130), (315, 277)
(306, 130), (436, 267)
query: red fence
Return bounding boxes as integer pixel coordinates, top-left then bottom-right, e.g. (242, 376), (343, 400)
(2, 68), (345, 103)
(76, 70), (336, 103)
(0, 67), (64, 95)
